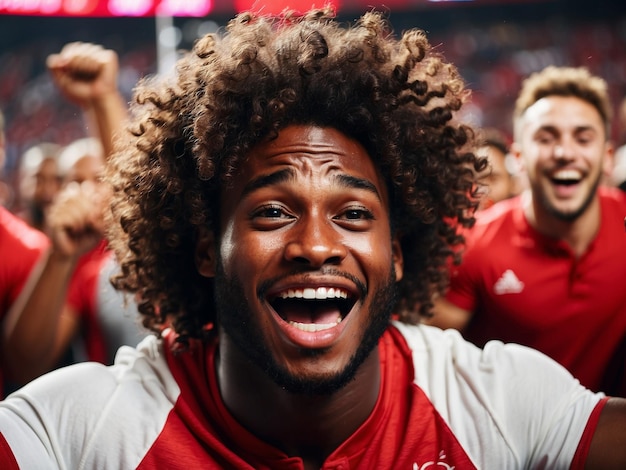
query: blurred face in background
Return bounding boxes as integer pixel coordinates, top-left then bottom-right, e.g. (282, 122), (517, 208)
(476, 144), (515, 210)
(30, 157), (62, 209)
(64, 154), (104, 185)
(61, 153), (109, 235)
(513, 95), (612, 222)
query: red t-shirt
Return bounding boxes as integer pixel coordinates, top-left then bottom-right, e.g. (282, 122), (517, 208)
(0, 207), (49, 314)
(446, 187), (626, 394)
(0, 206), (49, 394)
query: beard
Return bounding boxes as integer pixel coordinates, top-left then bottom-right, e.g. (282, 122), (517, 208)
(214, 262), (397, 396)
(538, 170), (602, 222)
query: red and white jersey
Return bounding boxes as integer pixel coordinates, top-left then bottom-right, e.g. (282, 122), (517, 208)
(0, 323), (605, 469)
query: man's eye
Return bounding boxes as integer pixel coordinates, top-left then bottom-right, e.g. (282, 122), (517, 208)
(536, 135), (554, 145)
(252, 206), (289, 219)
(339, 208), (374, 221)
(255, 206), (286, 218)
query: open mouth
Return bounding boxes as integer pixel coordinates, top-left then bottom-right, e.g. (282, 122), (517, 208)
(269, 287), (357, 332)
(550, 169), (582, 186)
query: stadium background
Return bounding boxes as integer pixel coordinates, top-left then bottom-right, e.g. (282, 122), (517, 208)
(1, 0), (625, 201)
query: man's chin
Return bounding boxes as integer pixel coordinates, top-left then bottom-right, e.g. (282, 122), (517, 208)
(545, 198), (591, 222)
(543, 189), (597, 222)
(267, 364), (361, 396)
(216, 262), (397, 397)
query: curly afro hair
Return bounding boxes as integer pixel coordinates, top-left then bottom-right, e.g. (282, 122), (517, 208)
(106, 7), (485, 346)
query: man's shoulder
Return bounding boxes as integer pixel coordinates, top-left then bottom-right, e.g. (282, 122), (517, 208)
(391, 322), (603, 422)
(0, 206), (49, 252)
(7, 335), (175, 404)
(599, 186), (626, 209)
(474, 197), (520, 225)
(0, 336), (179, 468)
(389, 323), (604, 468)
(465, 197), (521, 244)
(391, 322), (583, 386)
(390, 322), (480, 364)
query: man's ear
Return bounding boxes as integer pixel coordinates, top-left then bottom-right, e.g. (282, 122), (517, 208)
(602, 140), (615, 183)
(392, 236), (403, 282)
(509, 142), (525, 172)
(195, 226), (216, 278)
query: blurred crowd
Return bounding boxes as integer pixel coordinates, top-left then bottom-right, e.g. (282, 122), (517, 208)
(0, 35), (155, 208)
(1, 11), (626, 209)
(431, 16), (626, 144)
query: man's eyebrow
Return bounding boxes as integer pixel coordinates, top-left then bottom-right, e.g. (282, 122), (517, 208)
(337, 174), (381, 201)
(573, 125), (598, 134)
(241, 169), (381, 201)
(241, 168), (294, 198)
(535, 125), (559, 135)
(536, 124), (597, 135)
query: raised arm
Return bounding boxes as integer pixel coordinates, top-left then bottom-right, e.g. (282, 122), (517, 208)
(2, 182), (105, 383)
(47, 42), (128, 159)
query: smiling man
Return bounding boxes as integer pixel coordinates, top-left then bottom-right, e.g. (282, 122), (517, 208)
(209, 125), (401, 400)
(0, 10), (625, 470)
(431, 66), (626, 396)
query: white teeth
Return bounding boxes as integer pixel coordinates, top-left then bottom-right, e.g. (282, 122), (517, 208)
(553, 169), (581, 181)
(315, 287), (327, 299)
(279, 287), (349, 300)
(289, 317), (343, 332)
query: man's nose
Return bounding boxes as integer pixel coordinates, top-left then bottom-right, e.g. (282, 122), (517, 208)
(283, 215), (347, 267)
(553, 139), (576, 160)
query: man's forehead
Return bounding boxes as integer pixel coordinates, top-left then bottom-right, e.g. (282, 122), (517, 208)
(523, 95), (603, 128)
(222, 126), (389, 205)
(238, 126), (378, 177)
(258, 126), (367, 155)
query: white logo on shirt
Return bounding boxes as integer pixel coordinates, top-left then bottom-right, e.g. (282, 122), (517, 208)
(493, 269), (524, 295)
(413, 451), (455, 469)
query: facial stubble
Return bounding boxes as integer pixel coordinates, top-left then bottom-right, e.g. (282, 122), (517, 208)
(538, 169), (602, 222)
(214, 262), (397, 396)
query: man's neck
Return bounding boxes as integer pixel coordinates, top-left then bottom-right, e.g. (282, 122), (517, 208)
(215, 338), (381, 468)
(522, 190), (601, 258)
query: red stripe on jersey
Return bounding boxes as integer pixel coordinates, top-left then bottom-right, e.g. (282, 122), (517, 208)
(0, 433), (19, 470)
(570, 396), (609, 470)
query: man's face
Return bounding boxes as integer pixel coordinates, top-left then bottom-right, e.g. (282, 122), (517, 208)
(514, 95), (612, 221)
(33, 158), (62, 207)
(476, 145), (513, 209)
(64, 154), (104, 185)
(208, 125), (403, 394)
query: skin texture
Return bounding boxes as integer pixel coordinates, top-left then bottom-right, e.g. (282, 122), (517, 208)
(197, 125), (403, 467)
